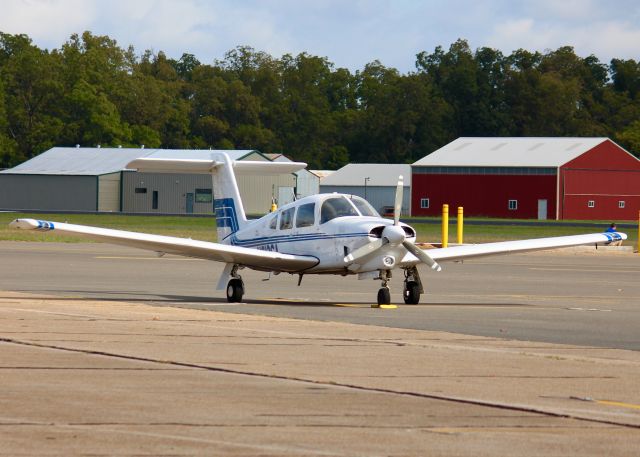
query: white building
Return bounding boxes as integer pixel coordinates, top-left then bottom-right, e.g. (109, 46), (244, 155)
(319, 163), (411, 215)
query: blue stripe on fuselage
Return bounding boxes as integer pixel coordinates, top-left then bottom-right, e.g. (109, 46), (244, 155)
(229, 231), (370, 248)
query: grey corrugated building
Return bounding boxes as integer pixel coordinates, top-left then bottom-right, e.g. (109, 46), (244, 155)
(0, 147), (302, 215)
(265, 153), (320, 205)
(319, 163), (411, 215)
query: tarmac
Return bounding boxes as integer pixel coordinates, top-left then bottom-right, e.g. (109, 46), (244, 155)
(1, 240), (640, 455)
(2, 284), (640, 455)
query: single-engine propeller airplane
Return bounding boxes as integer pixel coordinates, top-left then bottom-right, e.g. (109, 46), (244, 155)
(10, 152), (627, 305)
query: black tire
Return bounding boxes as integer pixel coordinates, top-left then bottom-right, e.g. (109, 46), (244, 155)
(226, 278), (244, 302)
(377, 287), (391, 305)
(403, 281), (420, 305)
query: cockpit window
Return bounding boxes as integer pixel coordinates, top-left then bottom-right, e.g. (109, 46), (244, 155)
(320, 197), (359, 224)
(350, 196), (380, 217)
(295, 202), (316, 228)
(269, 215), (277, 229)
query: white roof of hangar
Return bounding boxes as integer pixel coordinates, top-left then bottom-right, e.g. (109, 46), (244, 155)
(320, 163), (411, 187)
(1, 148), (262, 175)
(412, 137), (609, 168)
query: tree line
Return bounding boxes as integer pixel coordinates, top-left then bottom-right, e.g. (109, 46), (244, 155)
(1, 31), (639, 170)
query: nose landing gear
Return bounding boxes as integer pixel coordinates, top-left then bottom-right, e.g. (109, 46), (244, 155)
(376, 270), (392, 306)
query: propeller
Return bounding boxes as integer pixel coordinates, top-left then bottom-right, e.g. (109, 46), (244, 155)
(394, 175), (403, 226)
(343, 175), (442, 272)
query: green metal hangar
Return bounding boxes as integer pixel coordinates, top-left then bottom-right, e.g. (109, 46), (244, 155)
(411, 137), (640, 220)
(0, 147), (307, 215)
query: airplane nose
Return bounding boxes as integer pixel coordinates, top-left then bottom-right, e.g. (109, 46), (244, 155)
(382, 225), (406, 246)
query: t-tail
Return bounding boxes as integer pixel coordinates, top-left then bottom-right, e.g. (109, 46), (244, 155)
(126, 152), (306, 242)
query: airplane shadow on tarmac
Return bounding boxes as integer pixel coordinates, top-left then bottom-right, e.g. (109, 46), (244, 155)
(7, 289), (533, 309)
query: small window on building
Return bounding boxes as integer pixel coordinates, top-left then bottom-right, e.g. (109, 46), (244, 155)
(588, 200), (595, 208)
(269, 215), (277, 229)
(420, 198), (430, 209)
(195, 188), (212, 203)
(135, 187), (147, 194)
(152, 191), (158, 210)
(619, 200), (625, 209)
(295, 202), (316, 228)
(508, 200), (518, 210)
(279, 207), (294, 230)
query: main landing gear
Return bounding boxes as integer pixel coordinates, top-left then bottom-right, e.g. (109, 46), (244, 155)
(402, 266), (423, 305)
(226, 265), (244, 303)
(375, 267), (424, 306)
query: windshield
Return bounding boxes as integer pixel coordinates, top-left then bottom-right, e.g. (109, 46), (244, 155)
(320, 197), (359, 224)
(349, 196), (380, 217)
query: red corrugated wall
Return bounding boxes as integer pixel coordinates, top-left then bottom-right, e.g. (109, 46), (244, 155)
(411, 174), (557, 218)
(560, 140), (640, 220)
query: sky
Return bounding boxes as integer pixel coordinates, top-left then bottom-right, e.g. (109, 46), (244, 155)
(1, 0), (639, 73)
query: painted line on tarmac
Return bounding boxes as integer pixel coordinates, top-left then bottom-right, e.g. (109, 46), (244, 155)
(597, 400), (640, 411)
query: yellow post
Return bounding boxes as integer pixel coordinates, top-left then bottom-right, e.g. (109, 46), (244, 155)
(442, 204), (449, 248)
(457, 206), (464, 245)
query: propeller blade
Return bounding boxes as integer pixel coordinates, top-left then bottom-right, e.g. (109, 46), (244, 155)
(402, 241), (442, 272)
(344, 238), (386, 264)
(394, 175), (403, 226)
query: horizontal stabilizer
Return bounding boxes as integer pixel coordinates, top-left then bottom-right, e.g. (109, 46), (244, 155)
(126, 158), (307, 175)
(126, 158), (220, 174)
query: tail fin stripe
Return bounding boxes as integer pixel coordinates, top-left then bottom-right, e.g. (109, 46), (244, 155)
(214, 198), (239, 233)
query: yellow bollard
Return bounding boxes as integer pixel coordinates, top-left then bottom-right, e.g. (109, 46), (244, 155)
(442, 204), (449, 248)
(457, 206), (464, 245)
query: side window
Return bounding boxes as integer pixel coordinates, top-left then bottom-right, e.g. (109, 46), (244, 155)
(269, 215), (277, 229)
(279, 207), (294, 230)
(296, 202), (316, 228)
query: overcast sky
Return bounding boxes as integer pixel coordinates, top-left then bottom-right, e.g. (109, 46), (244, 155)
(1, 0), (639, 73)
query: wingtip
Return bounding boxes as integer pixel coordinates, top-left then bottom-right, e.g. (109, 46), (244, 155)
(9, 218), (39, 230)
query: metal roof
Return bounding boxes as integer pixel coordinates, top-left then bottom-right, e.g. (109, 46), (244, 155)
(412, 137), (610, 167)
(1, 148), (261, 175)
(320, 163), (411, 187)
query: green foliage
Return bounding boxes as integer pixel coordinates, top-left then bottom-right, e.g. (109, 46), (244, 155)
(1, 32), (640, 171)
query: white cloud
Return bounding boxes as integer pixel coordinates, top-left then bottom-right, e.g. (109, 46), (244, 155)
(487, 15), (640, 62)
(0, 0), (97, 47)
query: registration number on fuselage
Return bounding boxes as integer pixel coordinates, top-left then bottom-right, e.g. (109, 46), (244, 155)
(257, 243), (279, 252)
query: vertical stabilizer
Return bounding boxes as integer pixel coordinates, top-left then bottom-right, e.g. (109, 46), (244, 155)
(210, 152), (248, 241)
(126, 152), (306, 243)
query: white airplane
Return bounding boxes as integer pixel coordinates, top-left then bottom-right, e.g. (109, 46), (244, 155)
(10, 152), (627, 306)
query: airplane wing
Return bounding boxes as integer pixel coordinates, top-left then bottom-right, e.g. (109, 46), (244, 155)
(423, 232), (627, 263)
(9, 218), (318, 272)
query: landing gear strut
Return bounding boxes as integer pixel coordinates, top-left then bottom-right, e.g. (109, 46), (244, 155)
(403, 266), (423, 305)
(376, 270), (392, 305)
(226, 265), (244, 302)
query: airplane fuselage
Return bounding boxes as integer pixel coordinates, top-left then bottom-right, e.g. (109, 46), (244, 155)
(221, 193), (417, 274)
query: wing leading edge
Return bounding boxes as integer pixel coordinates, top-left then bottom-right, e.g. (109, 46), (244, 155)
(420, 232), (627, 263)
(9, 218), (318, 272)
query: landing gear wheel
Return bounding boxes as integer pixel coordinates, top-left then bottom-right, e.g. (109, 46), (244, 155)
(403, 281), (421, 304)
(226, 278), (244, 302)
(377, 287), (391, 306)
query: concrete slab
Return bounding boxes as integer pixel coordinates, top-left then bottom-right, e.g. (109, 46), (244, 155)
(1, 291), (640, 455)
